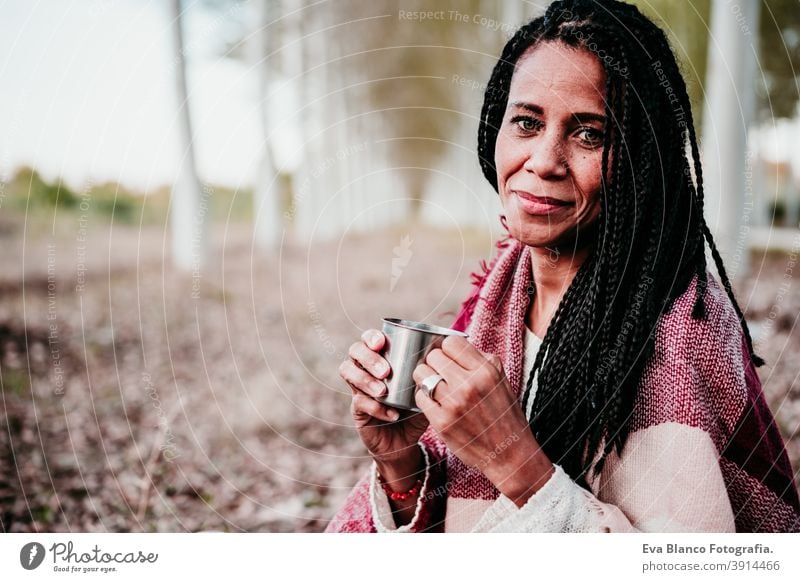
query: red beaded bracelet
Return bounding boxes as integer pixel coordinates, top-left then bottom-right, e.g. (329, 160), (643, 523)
(378, 475), (423, 501)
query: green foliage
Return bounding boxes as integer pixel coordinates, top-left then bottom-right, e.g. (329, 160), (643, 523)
(6, 166), (79, 212)
(90, 181), (138, 224)
(2, 166), (254, 226)
(1, 369), (30, 397)
(31, 504), (54, 524)
(759, 0), (800, 120)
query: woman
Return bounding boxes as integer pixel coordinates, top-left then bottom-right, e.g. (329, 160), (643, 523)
(326, 0), (800, 532)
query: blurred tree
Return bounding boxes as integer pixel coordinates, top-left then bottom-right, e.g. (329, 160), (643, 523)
(337, 0), (487, 222)
(633, 0), (800, 123)
(631, 0), (712, 130)
(207, 0), (492, 227)
(759, 0), (800, 120)
(194, 0), (800, 239)
(7, 167), (77, 211)
(192, 0), (289, 247)
(170, 0), (206, 270)
(249, 0), (285, 249)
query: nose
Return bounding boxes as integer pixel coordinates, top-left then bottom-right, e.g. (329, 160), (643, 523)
(522, 131), (568, 179)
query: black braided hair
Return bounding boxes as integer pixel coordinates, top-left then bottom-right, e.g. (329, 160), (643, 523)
(477, 0), (764, 485)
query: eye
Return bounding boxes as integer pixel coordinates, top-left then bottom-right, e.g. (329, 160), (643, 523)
(509, 115), (543, 134)
(576, 126), (604, 147)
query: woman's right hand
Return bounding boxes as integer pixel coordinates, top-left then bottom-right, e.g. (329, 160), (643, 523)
(339, 329), (430, 468)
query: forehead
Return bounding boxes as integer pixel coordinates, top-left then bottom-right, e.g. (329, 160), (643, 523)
(508, 42), (607, 113)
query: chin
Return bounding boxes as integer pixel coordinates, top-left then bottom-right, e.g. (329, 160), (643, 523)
(507, 226), (566, 249)
(520, 235), (570, 249)
(503, 203), (599, 250)
(504, 213), (568, 247)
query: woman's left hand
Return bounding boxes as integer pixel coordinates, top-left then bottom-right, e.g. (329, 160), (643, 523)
(413, 335), (554, 507)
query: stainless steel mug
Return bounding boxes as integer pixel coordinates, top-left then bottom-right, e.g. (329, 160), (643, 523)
(377, 318), (469, 413)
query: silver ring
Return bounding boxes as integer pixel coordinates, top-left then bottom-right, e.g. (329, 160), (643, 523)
(420, 374), (444, 401)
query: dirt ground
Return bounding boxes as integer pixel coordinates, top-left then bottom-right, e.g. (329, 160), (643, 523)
(1, 219), (798, 532)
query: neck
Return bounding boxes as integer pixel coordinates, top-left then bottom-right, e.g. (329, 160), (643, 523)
(526, 243), (593, 337)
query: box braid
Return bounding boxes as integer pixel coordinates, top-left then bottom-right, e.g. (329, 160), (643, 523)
(476, 0), (764, 486)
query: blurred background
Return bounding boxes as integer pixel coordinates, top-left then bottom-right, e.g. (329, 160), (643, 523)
(1, 0), (799, 532)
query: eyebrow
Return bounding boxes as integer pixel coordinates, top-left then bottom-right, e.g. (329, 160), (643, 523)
(508, 101), (606, 124)
(509, 101), (544, 115)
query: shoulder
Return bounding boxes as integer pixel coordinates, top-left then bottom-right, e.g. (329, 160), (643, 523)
(659, 273), (745, 365)
(630, 273), (750, 446)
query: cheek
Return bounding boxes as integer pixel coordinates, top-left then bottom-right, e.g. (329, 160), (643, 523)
(493, 130), (522, 187)
(571, 153), (604, 205)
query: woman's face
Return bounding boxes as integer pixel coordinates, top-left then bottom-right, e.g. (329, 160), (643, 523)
(494, 41), (607, 249)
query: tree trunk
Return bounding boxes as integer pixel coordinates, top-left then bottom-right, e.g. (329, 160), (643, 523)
(251, 0), (285, 251)
(170, 0), (206, 271)
(701, 0), (760, 279)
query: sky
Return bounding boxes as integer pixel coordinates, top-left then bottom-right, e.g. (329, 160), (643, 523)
(0, 0), (267, 192)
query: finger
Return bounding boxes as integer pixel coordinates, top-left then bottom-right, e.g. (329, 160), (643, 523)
(339, 359), (388, 398)
(414, 378), (444, 423)
(412, 362), (439, 385)
(351, 392), (400, 423)
(360, 329), (386, 352)
(440, 335), (487, 370)
(425, 347), (466, 387)
(413, 362), (445, 407)
(348, 340), (391, 380)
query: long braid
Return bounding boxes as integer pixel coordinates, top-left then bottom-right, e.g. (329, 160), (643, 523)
(702, 221), (766, 367)
(580, 24), (644, 470)
(653, 29), (765, 365)
(683, 99), (765, 365)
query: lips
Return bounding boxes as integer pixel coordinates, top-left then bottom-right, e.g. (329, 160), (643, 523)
(513, 190), (573, 215)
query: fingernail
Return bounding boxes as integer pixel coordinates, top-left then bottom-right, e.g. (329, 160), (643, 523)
(369, 331), (382, 347)
(372, 381), (387, 396)
(376, 363), (389, 378)
(388, 410), (400, 420)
